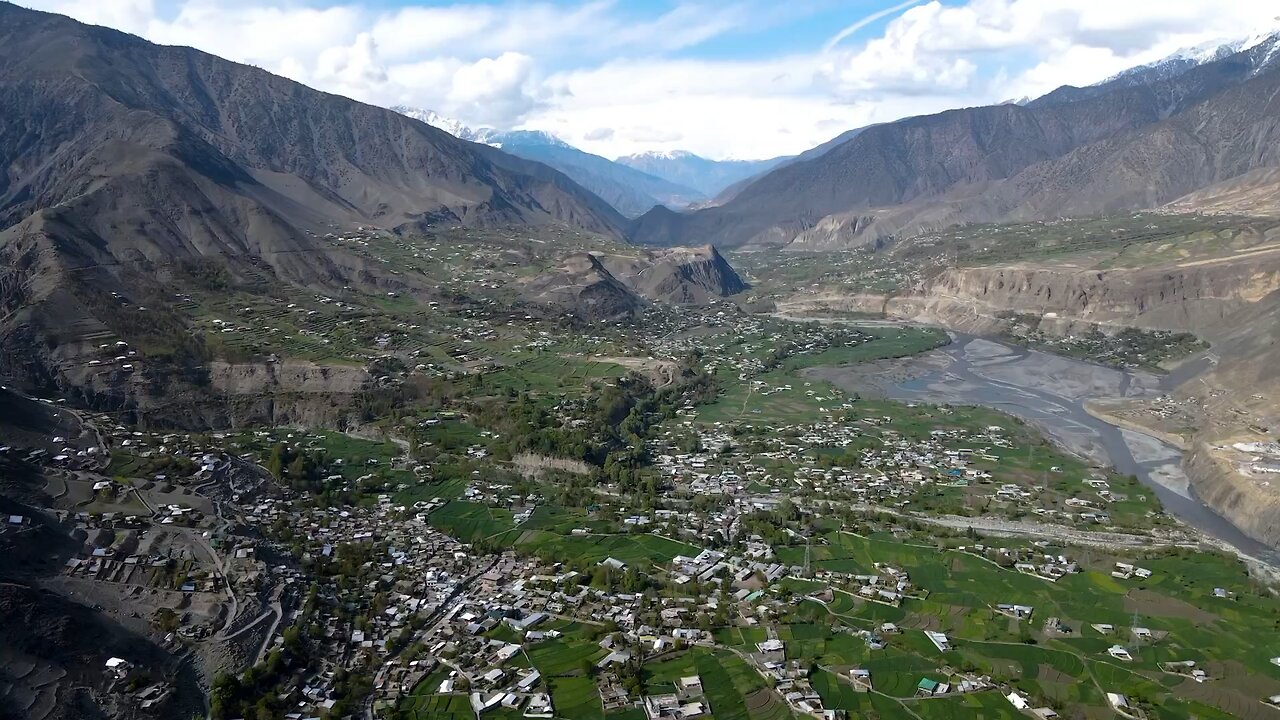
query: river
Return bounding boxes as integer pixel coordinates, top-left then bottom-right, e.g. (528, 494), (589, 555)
(801, 324), (1279, 564)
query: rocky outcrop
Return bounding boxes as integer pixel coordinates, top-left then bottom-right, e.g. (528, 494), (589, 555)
(598, 245), (747, 304)
(208, 362), (369, 396)
(520, 253), (644, 322)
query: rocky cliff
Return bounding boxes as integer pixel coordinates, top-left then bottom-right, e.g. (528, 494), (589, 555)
(896, 258), (1280, 336)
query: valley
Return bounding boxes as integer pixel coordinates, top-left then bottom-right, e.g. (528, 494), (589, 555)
(3, 4), (1280, 720)
(7, 209), (1280, 720)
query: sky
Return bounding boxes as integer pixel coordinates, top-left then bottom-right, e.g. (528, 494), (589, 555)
(17, 0), (1280, 160)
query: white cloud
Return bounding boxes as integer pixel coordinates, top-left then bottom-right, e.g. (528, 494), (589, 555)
(313, 32), (388, 99)
(16, 0), (1280, 159)
(146, 1), (363, 72)
(821, 0), (1280, 103)
(447, 52), (540, 127)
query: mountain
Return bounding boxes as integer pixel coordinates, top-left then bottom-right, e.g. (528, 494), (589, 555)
(616, 151), (786, 198)
(1102, 28), (1280, 87)
(392, 107), (705, 217)
(705, 125), (874, 207)
(630, 34), (1280, 249)
(0, 2), (627, 399)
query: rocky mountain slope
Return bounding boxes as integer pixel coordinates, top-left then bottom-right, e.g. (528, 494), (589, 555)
(520, 243), (747, 318)
(0, 3), (628, 402)
(392, 107), (705, 216)
(631, 35), (1280, 249)
(705, 125), (872, 207)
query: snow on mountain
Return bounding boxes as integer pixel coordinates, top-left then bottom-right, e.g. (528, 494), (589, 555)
(1101, 29), (1280, 86)
(389, 106), (571, 149)
(624, 150), (696, 161)
(616, 151), (783, 198)
(391, 106), (479, 140)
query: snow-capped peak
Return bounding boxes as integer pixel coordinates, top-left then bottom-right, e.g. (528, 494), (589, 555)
(487, 130), (572, 149)
(625, 149), (698, 161)
(390, 106), (571, 149)
(1101, 28), (1280, 86)
(391, 106), (476, 139)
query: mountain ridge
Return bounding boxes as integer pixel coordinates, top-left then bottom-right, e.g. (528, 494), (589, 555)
(629, 34), (1280, 249)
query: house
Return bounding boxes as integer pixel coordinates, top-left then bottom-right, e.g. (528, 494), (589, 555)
(471, 691), (504, 714)
(924, 631), (950, 652)
(678, 675), (703, 696)
(104, 653), (129, 676)
(644, 693), (690, 720)
(996, 604), (1034, 620)
(849, 669), (871, 692)
(524, 693), (553, 718)
(1107, 646), (1133, 662)
(516, 670), (541, 692)
(916, 678), (947, 696)
(757, 639), (785, 654)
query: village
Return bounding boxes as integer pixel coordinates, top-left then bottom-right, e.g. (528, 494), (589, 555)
(0, 247), (1276, 720)
(1, 384), (1267, 720)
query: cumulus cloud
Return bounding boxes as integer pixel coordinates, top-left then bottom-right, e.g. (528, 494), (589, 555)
(820, 0), (1280, 103)
(16, 0), (1280, 159)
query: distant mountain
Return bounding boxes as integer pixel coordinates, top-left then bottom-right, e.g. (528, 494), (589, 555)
(393, 106), (476, 140)
(1031, 31), (1280, 107)
(630, 34), (1280, 249)
(616, 151), (786, 198)
(392, 107), (705, 217)
(1105, 29), (1280, 86)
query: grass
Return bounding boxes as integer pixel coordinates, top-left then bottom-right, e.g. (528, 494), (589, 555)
(516, 531), (698, 567)
(428, 500), (516, 542)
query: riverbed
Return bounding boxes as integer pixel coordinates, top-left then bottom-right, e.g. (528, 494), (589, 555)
(807, 330), (1279, 564)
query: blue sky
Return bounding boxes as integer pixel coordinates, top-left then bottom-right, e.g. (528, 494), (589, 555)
(19, 0), (1280, 159)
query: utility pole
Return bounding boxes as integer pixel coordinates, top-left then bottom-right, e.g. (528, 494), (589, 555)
(1130, 610), (1142, 656)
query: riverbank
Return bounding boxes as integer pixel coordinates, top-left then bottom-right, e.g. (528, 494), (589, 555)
(786, 318), (1280, 569)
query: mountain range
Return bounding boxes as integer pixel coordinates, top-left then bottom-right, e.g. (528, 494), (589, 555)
(630, 33), (1280, 249)
(614, 151), (786, 199)
(391, 108), (793, 216)
(393, 106), (705, 217)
